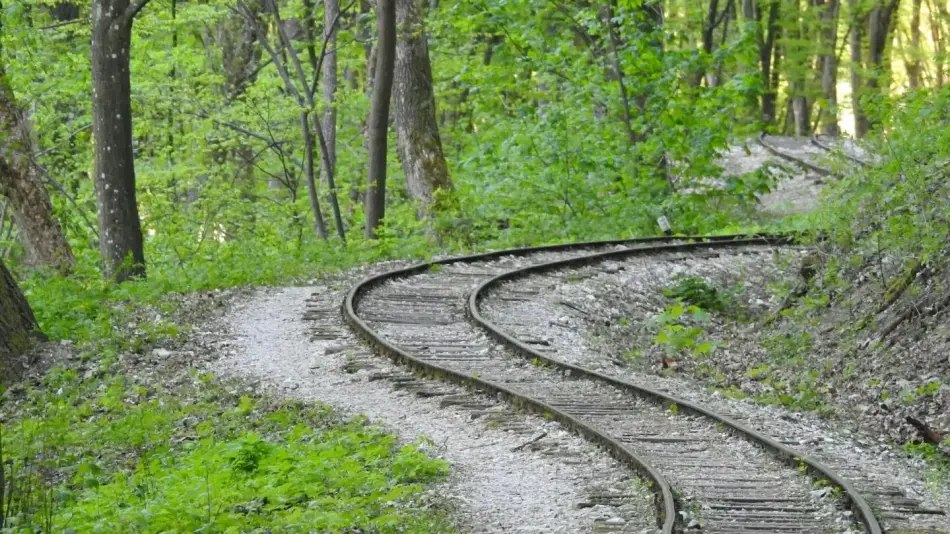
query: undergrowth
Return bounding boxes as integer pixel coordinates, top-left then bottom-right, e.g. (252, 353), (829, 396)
(1, 365), (450, 532)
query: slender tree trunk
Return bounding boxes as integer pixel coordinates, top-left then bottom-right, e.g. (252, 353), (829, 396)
(849, 0), (869, 137)
(92, 0), (149, 281)
(820, 0), (841, 136)
(928, 0), (947, 87)
(789, 0), (809, 136)
(301, 111), (328, 239)
(907, 0), (922, 88)
(0, 70), (74, 271)
(867, 0), (901, 92)
(762, 0), (781, 124)
(323, 0), (339, 183)
(0, 259), (42, 380)
(601, 2), (637, 144)
(703, 0), (722, 87)
(394, 0), (453, 221)
(364, 0), (396, 238)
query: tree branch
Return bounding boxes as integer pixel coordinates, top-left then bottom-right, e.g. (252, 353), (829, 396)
(123, 0), (153, 26)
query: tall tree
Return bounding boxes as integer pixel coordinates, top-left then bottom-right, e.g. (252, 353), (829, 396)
(91, 0), (150, 281)
(601, 1), (637, 144)
(394, 0), (453, 221)
(867, 0), (901, 93)
(906, 0), (921, 88)
(788, 0), (810, 136)
(849, 0), (870, 137)
(364, 0), (396, 238)
(761, 0), (782, 124)
(0, 259), (42, 379)
(322, 0), (339, 187)
(0, 68), (74, 271)
(818, 0), (841, 136)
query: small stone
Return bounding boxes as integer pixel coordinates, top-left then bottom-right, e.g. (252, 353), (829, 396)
(153, 348), (172, 357)
(324, 344), (346, 355)
(604, 517), (625, 525)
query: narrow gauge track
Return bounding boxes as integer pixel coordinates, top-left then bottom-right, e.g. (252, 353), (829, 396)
(758, 132), (833, 177)
(810, 135), (873, 168)
(343, 236), (882, 534)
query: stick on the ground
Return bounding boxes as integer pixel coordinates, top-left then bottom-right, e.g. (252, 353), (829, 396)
(511, 431), (548, 452)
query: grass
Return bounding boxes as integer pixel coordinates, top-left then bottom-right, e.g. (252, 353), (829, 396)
(2, 364), (451, 532)
(2, 238), (456, 533)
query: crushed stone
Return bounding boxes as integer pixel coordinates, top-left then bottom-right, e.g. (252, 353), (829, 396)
(212, 285), (657, 534)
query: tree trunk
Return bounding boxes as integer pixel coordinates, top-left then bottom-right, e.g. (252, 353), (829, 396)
(820, 0), (841, 136)
(322, 0), (339, 183)
(702, 0), (727, 87)
(849, 0), (869, 137)
(928, 0), (947, 87)
(92, 0), (148, 281)
(761, 0), (781, 124)
(364, 0), (396, 238)
(907, 0), (921, 88)
(301, 111), (328, 239)
(0, 259), (42, 380)
(600, 2), (637, 144)
(867, 0), (900, 92)
(789, 0), (809, 136)
(394, 0), (453, 221)
(0, 70), (74, 271)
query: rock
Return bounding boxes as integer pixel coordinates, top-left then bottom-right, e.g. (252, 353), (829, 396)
(153, 348), (172, 358)
(604, 517), (625, 525)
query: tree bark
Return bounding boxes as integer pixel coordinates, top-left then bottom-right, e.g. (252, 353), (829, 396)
(0, 259), (42, 380)
(92, 0), (148, 281)
(761, 0), (781, 124)
(789, 0), (809, 136)
(819, 0), (841, 136)
(907, 0), (922, 88)
(849, 0), (870, 137)
(364, 0), (396, 238)
(322, 0), (339, 183)
(0, 70), (74, 271)
(301, 111), (328, 239)
(600, 2), (637, 144)
(867, 0), (901, 92)
(394, 0), (453, 221)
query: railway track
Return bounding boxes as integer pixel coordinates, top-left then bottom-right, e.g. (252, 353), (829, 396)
(757, 133), (834, 177)
(342, 236), (886, 533)
(810, 135), (873, 168)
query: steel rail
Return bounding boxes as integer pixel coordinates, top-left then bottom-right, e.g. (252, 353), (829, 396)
(757, 132), (833, 177)
(343, 234), (782, 534)
(467, 237), (884, 534)
(810, 134), (873, 168)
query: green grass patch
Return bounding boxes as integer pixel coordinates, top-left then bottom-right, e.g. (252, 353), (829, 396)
(2, 368), (450, 533)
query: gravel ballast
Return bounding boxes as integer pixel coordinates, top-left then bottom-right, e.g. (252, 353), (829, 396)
(478, 247), (950, 531)
(213, 285), (657, 534)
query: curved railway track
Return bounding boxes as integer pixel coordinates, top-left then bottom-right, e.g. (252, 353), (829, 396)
(342, 236), (886, 534)
(810, 135), (873, 168)
(757, 133), (834, 177)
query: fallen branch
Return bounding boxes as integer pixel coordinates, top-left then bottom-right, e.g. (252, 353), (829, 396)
(906, 416), (944, 446)
(511, 431), (547, 452)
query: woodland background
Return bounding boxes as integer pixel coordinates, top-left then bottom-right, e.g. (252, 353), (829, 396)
(1, 0), (949, 530)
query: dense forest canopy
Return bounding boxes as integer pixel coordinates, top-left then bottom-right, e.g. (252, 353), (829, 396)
(0, 0), (943, 286)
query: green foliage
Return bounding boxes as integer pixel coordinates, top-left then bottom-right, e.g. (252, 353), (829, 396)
(652, 302), (718, 358)
(663, 275), (729, 313)
(1, 370), (449, 533)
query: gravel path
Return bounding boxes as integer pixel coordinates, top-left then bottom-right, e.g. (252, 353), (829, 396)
(214, 285), (656, 534)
